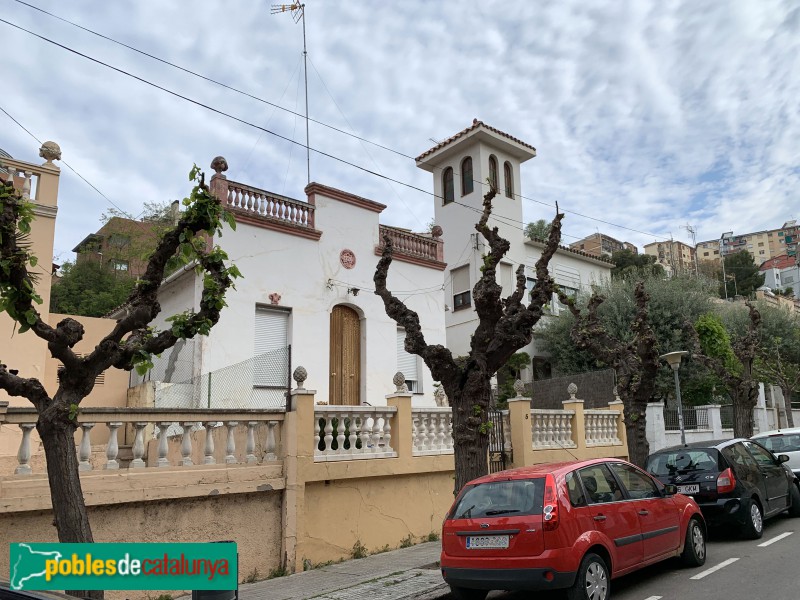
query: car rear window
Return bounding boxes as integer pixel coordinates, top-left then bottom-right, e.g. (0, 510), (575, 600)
(646, 449), (721, 477)
(450, 479), (545, 519)
(758, 433), (800, 453)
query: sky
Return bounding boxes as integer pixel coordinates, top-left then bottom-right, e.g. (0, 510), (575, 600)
(2, 0), (799, 265)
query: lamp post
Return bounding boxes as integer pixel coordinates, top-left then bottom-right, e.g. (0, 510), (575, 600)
(720, 232), (732, 300)
(660, 351), (689, 446)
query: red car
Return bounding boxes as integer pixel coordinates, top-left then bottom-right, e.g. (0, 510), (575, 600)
(441, 458), (706, 600)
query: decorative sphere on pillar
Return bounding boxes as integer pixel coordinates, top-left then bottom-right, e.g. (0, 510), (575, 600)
(293, 366), (307, 389)
(39, 141), (61, 163)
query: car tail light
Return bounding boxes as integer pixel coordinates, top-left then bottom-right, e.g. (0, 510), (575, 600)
(543, 474), (559, 531)
(717, 468), (736, 494)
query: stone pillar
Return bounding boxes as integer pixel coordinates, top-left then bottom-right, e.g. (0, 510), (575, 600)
(645, 402), (666, 453)
(386, 393), (413, 459)
(282, 367), (316, 574)
(563, 384), (586, 452)
(754, 383), (770, 433)
(704, 405), (723, 438)
(507, 397), (533, 468)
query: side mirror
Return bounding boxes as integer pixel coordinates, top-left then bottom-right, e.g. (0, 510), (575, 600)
(778, 454), (790, 463)
(664, 484), (678, 495)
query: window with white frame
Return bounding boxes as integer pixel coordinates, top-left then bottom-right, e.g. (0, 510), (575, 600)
(499, 262), (514, 296)
(397, 328), (421, 393)
(451, 265), (471, 310)
(254, 306), (289, 387)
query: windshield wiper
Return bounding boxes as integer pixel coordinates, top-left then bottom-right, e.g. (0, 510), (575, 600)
(485, 509), (520, 516)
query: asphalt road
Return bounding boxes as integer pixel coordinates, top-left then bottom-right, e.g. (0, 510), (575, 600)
(485, 513), (799, 600)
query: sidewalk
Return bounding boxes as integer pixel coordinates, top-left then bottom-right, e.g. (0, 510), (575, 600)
(239, 541), (450, 600)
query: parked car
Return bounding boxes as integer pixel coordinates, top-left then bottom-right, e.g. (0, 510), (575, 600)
(440, 458), (706, 600)
(751, 427), (800, 477)
(646, 438), (800, 540)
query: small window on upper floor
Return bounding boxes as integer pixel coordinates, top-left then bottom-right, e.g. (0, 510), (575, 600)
(461, 157), (474, 196)
(488, 155), (499, 191)
(109, 259), (129, 272)
(451, 265), (471, 310)
(442, 167), (454, 205)
(503, 162), (513, 198)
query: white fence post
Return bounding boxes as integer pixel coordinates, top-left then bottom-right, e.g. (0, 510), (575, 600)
(646, 403), (666, 452)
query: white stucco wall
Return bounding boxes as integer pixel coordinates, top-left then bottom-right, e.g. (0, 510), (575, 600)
(150, 187), (446, 408)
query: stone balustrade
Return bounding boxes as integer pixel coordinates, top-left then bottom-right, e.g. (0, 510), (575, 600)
(314, 406), (397, 461)
(411, 408), (454, 456)
(531, 409), (577, 449)
(3, 407), (283, 474)
(584, 410), (623, 446)
(223, 178), (316, 229)
(377, 225), (444, 267)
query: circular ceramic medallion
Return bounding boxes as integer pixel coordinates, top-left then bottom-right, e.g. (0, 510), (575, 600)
(340, 249), (356, 269)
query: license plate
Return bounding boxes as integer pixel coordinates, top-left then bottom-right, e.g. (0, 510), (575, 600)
(677, 484), (699, 494)
(466, 535), (510, 549)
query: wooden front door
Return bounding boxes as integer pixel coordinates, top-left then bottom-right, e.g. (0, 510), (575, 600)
(330, 305), (361, 405)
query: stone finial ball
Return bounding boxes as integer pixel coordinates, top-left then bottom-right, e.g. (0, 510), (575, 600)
(431, 225), (443, 239)
(211, 156), (229, 174)
(567, 383), (578, 396)
(513, 379), (525, 397)
(293, 366), (307, 387)
(393, 371), (406, 388)
(39, 141), (61, 162)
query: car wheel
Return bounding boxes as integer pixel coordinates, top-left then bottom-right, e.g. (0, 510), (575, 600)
(681, 517), (706, 567)
(741, 499), (764, 539)
(566, 552), (609, 600)
(449, 586), (488, 600)
(788, 483), (800, 518)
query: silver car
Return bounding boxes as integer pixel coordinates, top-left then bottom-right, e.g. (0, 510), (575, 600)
(752, 427), (800, 477)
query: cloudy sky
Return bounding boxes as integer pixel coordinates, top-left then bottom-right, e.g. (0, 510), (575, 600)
(2, 0), (799, 264)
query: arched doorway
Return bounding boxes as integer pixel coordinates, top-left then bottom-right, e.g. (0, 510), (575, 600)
(329, 305), (361, 405)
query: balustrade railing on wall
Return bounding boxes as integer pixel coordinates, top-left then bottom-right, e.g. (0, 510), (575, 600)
(378, 225), (443, 264)
(225, 179), (315, 229)
(584, 410), (623, 446)
(314, 406), (397, 461)
(5, 407), (283, 475)
(411, 408), (454, 456)
(531, 409), (576, 449)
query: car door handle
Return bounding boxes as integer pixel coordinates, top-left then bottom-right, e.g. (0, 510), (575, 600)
(593, 515), (607, 522)
(638, 510), (649, 516)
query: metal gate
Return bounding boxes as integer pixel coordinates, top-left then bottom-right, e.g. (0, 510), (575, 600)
(488, 409), (508, 473)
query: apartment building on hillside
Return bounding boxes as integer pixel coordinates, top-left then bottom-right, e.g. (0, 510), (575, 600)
(696, 221), (798, 265)
(643, 239), (696, 275)
(569, 232), (637, 258)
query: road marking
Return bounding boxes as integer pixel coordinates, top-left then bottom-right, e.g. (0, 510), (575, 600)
(690, 557), (740, 580)
(758, 531), (794, 547)
(642, 596), (663, 600)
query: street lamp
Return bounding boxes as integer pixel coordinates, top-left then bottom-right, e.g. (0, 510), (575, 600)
(660, 351), (689, 447)
(720, 232), (732, 300)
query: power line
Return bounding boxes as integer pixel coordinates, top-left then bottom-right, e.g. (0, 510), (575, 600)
(1, 13), (670, 242)
(0, 103), (134, 220)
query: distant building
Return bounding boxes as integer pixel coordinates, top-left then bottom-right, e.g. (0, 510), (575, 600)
(568, 233), (634, 258)
(643, 240), (696, 275)
(71, 206), (179, 279)
(697, 221), (799, 264)
(760, 254), (800, 299)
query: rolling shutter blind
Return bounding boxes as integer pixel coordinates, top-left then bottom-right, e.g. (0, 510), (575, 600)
(452, 265), (470, 293)
(397, 328), (418, 385)
(254, 308), (288, 386)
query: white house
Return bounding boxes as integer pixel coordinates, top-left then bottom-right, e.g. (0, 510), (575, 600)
(415, 119), (613, 374)
(135, 158), (447, 408)
(760, 254), (800, 299)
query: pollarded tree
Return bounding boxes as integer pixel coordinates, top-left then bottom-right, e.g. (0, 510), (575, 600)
(557, 282), (660, 468)
(374, 189), (564, 492)
(688, 304), (762, 437)
(753, 303), (800, 428)
(0, 168), (240, 599)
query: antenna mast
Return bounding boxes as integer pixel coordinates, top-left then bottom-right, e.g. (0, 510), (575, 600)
(683, 223), (699, 275)
(271, 3), (310, 184)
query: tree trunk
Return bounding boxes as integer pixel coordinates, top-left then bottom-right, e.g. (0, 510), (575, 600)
(38, 408), (103, 600)
(624, 404), (650, 468)
(732, 389), (755, 438)
(782, 385), (795, 428)
(450, 374), (492, 494)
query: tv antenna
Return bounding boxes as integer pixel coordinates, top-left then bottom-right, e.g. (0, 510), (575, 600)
(271, 3), (310, 184)
(682, 223), (699, 275)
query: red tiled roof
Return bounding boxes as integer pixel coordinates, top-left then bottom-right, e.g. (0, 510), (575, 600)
(415, 119), (537, 162)
(525, 237), (614, 265)
(760, 254), (798, 271)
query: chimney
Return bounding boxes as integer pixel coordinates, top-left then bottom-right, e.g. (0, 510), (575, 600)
(170, 200), (180, 225)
